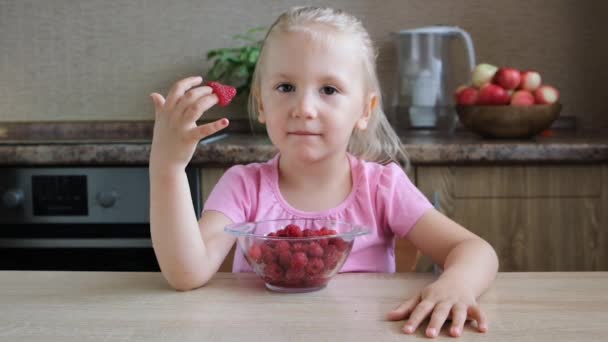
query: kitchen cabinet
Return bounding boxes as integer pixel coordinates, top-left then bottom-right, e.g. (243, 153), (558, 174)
(415, 165), (608, 272)
(201, 167), (421, 273)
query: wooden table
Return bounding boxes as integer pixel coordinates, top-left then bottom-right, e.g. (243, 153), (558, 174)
(1, 271), (606, 341)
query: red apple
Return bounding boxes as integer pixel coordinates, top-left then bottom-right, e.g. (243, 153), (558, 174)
(453, 84), (467, 101)
(510, 90), (535, 106)
(492, 67), (521, 90)
(472, 63), (498, 88)
(455, 86), (479, 105)
(477, 84), (510, 105)
(534, 85), (559, 104)
(519, 71), (542, 91)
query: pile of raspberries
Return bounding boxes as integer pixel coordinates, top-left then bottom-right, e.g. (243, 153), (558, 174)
(246, 224), (351, 288)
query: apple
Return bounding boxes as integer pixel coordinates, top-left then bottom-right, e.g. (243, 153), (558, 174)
(472, 63), (498, 88)
(510, 90), (535, 106)
(455, 86), (479, 105)
(534, 85), (559, 104)
(453, 84), (468, 101)
(477, 83), (510, 105)
(519, 71), (542, 91)
(492, 67), (521, 90)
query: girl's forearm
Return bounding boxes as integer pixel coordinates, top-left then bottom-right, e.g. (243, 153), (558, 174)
(439, 238), (499, 297)
(149, 167), (208, 290)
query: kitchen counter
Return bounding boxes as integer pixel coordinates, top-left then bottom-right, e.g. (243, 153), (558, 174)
(0, 121), (607, 165)
(1, 271), (606, 341)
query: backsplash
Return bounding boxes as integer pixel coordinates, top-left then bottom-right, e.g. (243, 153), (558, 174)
(1, 0), (607, 130)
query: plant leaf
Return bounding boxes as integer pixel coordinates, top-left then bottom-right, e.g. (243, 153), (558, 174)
(248, 49), (260, 64)
(203, 26), (267, 96)
(247, 26), (267, 34)
(232, 34), (258, 43)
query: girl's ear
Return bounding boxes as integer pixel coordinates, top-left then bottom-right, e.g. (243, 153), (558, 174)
(356, 93), (377, 130)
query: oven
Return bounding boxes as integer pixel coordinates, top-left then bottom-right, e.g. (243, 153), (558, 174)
(0, 167), (201, 271)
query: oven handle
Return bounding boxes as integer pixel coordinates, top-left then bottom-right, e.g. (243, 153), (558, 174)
(0, 238), (152, 249)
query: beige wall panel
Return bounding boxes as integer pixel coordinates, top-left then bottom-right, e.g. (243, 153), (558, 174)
(1, 1), (606, 129)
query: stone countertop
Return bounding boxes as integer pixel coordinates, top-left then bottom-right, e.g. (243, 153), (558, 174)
(0, 121), (607, 166)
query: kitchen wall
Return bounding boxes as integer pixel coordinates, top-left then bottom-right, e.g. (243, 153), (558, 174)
(1, 0), (607, 130)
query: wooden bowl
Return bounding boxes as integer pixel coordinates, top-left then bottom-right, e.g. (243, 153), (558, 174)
(455, 103), (562, 139)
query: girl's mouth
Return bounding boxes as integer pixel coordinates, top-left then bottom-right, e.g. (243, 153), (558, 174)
(288, 131), (321, 136)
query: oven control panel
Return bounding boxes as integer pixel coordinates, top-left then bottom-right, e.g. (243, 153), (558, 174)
(0, 168), (153, 224)
(31, 175), (89, 216)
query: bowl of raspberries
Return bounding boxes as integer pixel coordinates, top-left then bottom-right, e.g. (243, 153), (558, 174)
(224, 219), (369, 293)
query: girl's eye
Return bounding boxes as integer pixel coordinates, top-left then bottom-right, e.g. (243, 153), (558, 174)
(276, 83), (294, 92)
(321, 86), (338, 95)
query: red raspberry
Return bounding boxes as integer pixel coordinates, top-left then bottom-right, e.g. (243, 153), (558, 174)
(247, 244), (262, 263)
(306, 277), (329, 287)
(285, 268), (306, 282)
(263, 238), (276, 249)
(291, 242), (308, 253)
(264, 263), (283, 281)
(284, 224), (303, 237)
(276, 240), (291, 253)
(303, 229), (314, 237)
(278, 250), (292, 269)
(291, 252), (308, 269)
(205, 81), (237, 107)
(305, 257), (325, 276)
(261, 245), (277, 264)
(318, 238), (329, 247)
(307, 242), (324, 258)
(324, 245), (341, 270)
(331, 238), (349, 252)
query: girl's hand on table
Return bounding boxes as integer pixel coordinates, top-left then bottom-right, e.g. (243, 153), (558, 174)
(386, 277), (488, 338)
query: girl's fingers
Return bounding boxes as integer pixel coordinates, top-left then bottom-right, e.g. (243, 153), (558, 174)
(164, 76), (203, 110)
(449, 303), (468, 337)
(402, 300), (435, 334)
(183, 94), (219, 124)
(468, 305), (488, 332)
(174, 86), (214, 118)
(150, 93), (166, 113)
(386, 295), (420, 321)
(425, 302), (452, 338)
(191, 118), (230, 141)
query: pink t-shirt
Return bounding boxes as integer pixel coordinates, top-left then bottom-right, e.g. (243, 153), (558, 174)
(202, 153), (434, 273)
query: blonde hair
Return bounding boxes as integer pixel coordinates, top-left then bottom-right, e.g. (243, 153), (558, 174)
(248, 6), (409, 169)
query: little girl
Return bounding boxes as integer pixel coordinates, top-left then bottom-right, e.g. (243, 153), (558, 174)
(149, 6), (498, 339)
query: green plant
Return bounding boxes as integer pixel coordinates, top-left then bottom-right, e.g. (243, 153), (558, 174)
(205, 27), (266, 97)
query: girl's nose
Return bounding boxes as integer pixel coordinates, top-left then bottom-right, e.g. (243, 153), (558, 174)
(291, 91), (318, 119)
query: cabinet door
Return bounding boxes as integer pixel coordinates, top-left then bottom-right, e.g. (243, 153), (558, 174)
(201, 168), (235, 272)
(416, 165), (607, 272)
(395, 165), (422, 272)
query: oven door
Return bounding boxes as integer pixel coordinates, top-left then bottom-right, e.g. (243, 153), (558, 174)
(0, 223), (159, 271)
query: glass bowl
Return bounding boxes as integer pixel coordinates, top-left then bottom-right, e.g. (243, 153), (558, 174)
(224, 219), (369, 293)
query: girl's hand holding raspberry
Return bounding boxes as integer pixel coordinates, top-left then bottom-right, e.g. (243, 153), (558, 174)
(149, 76), (231, 172)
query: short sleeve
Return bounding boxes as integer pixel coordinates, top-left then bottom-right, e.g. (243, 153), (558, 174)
(202, 165), (254, 224)
(376, 163), (434, 238)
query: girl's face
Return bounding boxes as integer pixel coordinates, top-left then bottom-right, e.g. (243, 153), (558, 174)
(257, 29), (374, 163)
